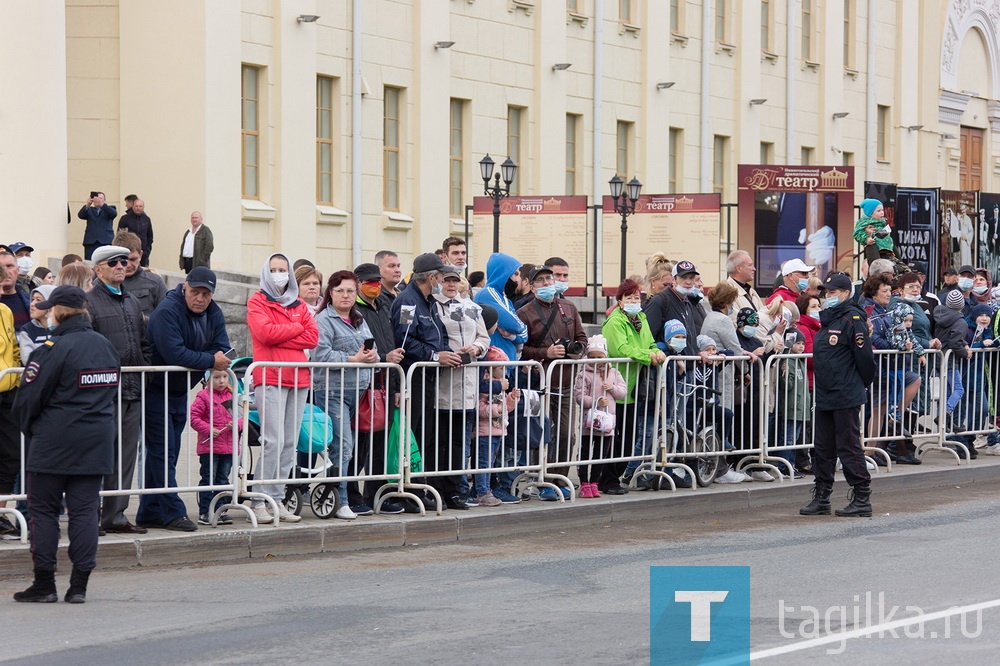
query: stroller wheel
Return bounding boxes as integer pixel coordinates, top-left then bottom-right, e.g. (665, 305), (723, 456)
(310, 483), (340, 519)
(283, 486), (303, 516)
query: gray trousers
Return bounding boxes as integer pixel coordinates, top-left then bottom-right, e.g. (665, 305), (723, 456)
(254, 385), (308, 502)
(101, 399), (142, 528)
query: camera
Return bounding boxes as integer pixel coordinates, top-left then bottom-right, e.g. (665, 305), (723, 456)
(556, 338), (586, 356)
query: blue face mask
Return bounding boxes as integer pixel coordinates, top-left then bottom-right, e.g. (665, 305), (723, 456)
(668, 337), (687, 353)
(958, 277), (974, 291)
(622, 303), (642, 316)
(432, 284), (442, 295)
(536, 285), (557, 302)
(823, 296), (842, 309)
(554, 280), (569, 294)
(741, 326), (758, 338)
(796, 278), (809, 291)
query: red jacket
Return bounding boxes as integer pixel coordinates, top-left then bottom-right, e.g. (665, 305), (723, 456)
(796, 315), (821, 387)
(766, 285), (800, 305)
(247, 291), (319, 388)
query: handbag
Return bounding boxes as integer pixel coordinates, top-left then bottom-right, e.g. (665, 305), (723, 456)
(297, 403), (333, 454)
(584, 407), (616, 434)
(355, 375), (388, 433)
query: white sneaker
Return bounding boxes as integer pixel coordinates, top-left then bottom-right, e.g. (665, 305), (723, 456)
(865, 459), (877, 471)
(982, 443), (1000, 456)
(750, 470), (775, 482)
(715, 469), (748, 484)
(334, 505), (357, 520)
(251, 504), (273, 524)
(276, 505), (301, 523)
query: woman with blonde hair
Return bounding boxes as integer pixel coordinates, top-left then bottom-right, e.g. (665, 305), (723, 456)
(643, 253), (674, 303)
(56, 263), (93, 291)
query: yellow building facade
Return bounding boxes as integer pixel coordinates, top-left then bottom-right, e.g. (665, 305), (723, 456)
(3, 0), (997, 278)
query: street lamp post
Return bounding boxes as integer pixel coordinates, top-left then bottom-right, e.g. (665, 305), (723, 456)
(480, 154), (517, 253)
(609, 175), (643, 282)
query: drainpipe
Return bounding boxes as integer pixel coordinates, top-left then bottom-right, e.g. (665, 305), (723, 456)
(786, 0), (795, 163)
(352, 0), (363, 266)
(593, 0), (604, 296)
(700, 0), (711, 191)
(865, 0), (876, 177)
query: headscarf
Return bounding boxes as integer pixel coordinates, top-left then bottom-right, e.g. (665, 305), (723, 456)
(259, 252), (299, 307)
(860, 198), (882, 217)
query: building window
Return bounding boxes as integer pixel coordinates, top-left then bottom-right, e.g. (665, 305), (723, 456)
(802, 0), (813, 60)
(761, 0), (770, 51)
(384, 87), (400, 211)
(565, 114), (578, 195)
(801, 146), (814, 166)
(449, 99), (464, 217)
(316, 76), (334, 205)
(242, 65), (260, 199)
(616, 121), (631, 178)
(713, 135), (728, 196)
(842, 151), (854, 167)
(877, 105), (889, 161)
(670, 0), (680, 32)
(668, 128), (681, 193)
(760, 141), (774, 165)
(844, 0), (855, 68)
(507, 106), (522, 195)
(620, 0), (632, 23)
(715, 0), (727, 42)
(567, 0), (579, 11)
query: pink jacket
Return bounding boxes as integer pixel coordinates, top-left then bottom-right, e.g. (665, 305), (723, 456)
(190, 387), (238, 455)
(573, 364), (627, 409)
(478, 389), (518, 437)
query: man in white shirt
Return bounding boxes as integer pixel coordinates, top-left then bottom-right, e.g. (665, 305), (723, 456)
(178, 211), (214, 274)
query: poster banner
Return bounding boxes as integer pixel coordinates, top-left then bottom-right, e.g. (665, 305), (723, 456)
(600, 193), (721, 294)
(940, 190), (978, 276)
(892, 188), (939, 285)
(472, 195), (589, 293)
(738, 165), (855, 292)
(980, 193), (1000, 284)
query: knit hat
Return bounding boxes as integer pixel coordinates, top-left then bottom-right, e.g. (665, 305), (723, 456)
(696, 334), (718, 351)
(586, 334), (608, 358)
(483, 345), (508, 363)
(784, 328), (805, 348)
(30, 284), (56, 302)
(969, 304), (993, 321)
(946, 289), (966, 310)
(479, 304), (499, 331)
(736, 307), (759, 329)
(861, 198), (883, 217)
(662, 319), (687, 341)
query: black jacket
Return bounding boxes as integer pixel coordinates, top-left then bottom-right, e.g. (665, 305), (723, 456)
(644, 287), (699, 355)
(13, 315), (121, 475)
(123, 267), (168, 317)
(813, 300), (876, 410)
(932, 304), (969, 353)
(356, 293), (400, 396)
(76, 203), (117, 245)
(86, 278), (152, 400)
(118, 211), (154, 258)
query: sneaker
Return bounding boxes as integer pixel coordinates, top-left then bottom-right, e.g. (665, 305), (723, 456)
(217, 512), (234, 525)
(335, 505), (357, 520)
(378, 502), (405, 514)
(538, 487), (561, 501)
(491, 489), (522, 504)
(887, 406), (902, 422)
(477, 491), (502, 507)
(578, 483), (595, 498)
(164, 517), (198, 532)
(714, 469), (748, 484)
(559, 486), (572, 500)
(350, 503), (374, 516)
(251, 504), (274, 524)
(198, 513), (211, 525)
(866, 459), (877, 471)
(751, 471), (775, 483)
(464, 496), (480, 507)
(983, 443), (1000, 456)
(276, 505), (301, 523)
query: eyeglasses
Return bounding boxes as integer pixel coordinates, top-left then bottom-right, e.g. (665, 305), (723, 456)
(104, 258), (128, 268)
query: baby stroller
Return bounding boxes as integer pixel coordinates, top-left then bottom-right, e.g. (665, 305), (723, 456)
(230, 357), (342, 518)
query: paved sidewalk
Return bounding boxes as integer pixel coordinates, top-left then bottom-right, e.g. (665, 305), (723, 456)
(2, 451), (997, 576)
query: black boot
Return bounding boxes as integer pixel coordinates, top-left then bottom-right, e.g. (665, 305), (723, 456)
(835, 483), (872, 517)
(64, 567), (91, 604)
(799, 481), (833, 516)
(13, 569), (57, 603)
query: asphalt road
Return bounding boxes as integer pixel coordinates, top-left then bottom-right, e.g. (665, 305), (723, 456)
(2, 483), (999, 665)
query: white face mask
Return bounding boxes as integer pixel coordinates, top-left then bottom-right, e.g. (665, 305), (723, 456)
(902, 293), (919, 302)
(16, 256), (31, 275)
(554, 280), (569, 295)
(271, 271), (289, 289)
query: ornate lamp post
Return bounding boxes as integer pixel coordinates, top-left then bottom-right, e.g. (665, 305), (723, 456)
(480, 154), (517, 253)
(609, 175), (643, 282)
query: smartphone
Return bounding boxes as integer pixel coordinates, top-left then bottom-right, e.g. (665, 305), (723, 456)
(459, 352), (473, 365)
(224, 347), (237, 359)
(363, 338), (375, 351)
(89, 191), (98, 199)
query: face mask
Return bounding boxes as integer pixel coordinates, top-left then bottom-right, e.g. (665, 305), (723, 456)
(677, 285), (700, 297)
(360, 283), (382, 300)
(903, 293), (919, 302)
(46, 315), (56, 331)
(807, 311), (820, 320)
(432, 283), (442, 295)
(741, 326), (758, 338)
(622, 303), (642, 316)
(973, 285), (989, 295)
(504, 278), (519, 300)
(536, 285), (557, 302)
(822, 296), (842, 309)
(796, 278), (809, 291)
(958, 277), (974, 291)
(271, 271), (289, 289)
(16, 257), (31, 275)
(668, 338), (687, 353)
(554, 280), (569, 295)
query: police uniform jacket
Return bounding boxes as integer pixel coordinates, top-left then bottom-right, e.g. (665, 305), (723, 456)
(812, 300), (876, 411)
(12, 314), (121, 475)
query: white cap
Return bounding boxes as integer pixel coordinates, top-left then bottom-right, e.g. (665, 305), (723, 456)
(781, 258), (815, 276)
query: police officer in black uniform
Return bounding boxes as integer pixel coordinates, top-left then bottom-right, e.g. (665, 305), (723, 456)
(800, 272), (877, 518)
(11, 286), (121, 603)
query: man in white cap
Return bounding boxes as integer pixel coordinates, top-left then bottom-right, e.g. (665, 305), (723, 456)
(767, 258), (814, 305)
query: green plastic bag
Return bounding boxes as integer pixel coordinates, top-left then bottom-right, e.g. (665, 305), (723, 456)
(386, 408), (422, 476)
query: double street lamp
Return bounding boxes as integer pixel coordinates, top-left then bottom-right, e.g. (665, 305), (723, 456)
(609, 174), (643, 281)
(480, 154), (518, 253)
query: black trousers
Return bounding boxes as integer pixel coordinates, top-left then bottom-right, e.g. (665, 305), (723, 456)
(598, 402), (635, 490)
(28, 473), (102, 572)
(428, 410), (466, 499)
(346, 429), (390, 506)
(0, 389), (19, 495)
(813, 408), (871, 488)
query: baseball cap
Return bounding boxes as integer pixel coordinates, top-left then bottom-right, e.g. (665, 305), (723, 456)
(354, 263), (382, 282)
(8, 242), (33, 254)
(781, 258), (815, 276)
(413, 253), (444, 273)
(36, 285), (87, 309)
(943, 266), (958, 276)
(818, 272), (853, 292)
(529, 265), (554, 282)
(958, 264), (976, 276)
(186, 266), (217, 293)
(91, 245), (130, 264)
(672, 260), (699, 277)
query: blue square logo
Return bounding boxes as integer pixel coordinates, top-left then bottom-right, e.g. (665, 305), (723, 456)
(650, 566), (750, 665)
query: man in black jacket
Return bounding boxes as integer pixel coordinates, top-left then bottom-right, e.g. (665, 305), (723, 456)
(643, 260), (706, 356)
(117, 199), (154, 266)
(115, 230), (167, 317)
(801, 272), (877, 518)
(87, 245), (152, 535)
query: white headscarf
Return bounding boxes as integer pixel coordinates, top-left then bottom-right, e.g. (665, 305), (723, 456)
(259, 253), (299, 307)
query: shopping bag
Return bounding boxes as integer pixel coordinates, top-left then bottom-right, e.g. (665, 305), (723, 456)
(387, 408), (422, 475)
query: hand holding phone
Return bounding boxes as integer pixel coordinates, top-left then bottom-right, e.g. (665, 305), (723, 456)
(363, 338), (375, 352)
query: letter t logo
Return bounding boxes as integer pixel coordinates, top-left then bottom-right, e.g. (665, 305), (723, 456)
(674, 591), (729, 641)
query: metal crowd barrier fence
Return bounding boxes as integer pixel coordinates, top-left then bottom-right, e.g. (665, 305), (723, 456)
(758, 352), (814, 480)
(939, 346), (1000, 461)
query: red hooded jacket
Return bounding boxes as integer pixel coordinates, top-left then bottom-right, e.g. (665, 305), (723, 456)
(247, 291), (318, 388)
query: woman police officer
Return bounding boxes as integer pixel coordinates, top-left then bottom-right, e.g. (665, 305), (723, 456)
(12, 285), (121, 603)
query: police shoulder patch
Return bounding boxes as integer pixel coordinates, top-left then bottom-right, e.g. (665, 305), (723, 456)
(22, 361), (40, 383)
(855, 333), (866, 348)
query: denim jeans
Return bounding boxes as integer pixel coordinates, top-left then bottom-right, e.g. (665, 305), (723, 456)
(198, 453), (234, 515)
(779, 420), (804, 468)
(623, 409), (658, 479)
(946, 368), (965, 414)
(456, 412), (476, 497)
(313, 388), (359, 502)
(474, 436), (502, 497)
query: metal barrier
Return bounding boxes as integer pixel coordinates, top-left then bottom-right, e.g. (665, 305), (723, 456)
(759, 353), (815, 480)
(938, 346), (1000, 461)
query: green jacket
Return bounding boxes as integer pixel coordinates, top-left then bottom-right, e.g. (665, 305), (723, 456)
(777, 355), (811, 421)
(602, 307), (658, 404)
(852, 215), (894, 252)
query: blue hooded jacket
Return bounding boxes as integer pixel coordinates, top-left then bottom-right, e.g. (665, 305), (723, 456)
(474, 253), (528, 362)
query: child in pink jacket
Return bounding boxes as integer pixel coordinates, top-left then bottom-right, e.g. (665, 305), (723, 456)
(574, 335), (627, 498)
(475, 347), (520, 507)
(190, 369), (239, 525)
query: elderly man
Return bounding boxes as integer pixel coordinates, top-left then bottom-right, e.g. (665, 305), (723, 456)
(115, 231), (167, 317)
(0, 250), (30, 331)
(9, 242), (35, 293)
(117, 199), (154, 267)
(767, 258), (814, 305)
(76, 192), (117, 260)
(86, 245), (152, 535)
(725, 250), (765, 323)
(178, 212), (214, 273)
(375, 250), (403, 301)
(136, 267), (230, 532)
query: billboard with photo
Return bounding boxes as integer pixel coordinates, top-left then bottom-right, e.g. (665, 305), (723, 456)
(979, 193), (1000, 284)
(940, 190), (978, 276)
(892, 187), (939, 284)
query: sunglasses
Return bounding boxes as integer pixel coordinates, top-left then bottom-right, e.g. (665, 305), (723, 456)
(104, 258), (128, 267)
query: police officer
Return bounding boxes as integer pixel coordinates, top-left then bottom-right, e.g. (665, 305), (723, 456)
(800, 272), (877, 518)
(11, 286), (121, 603)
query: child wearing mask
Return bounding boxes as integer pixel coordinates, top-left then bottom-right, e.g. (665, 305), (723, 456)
(16, 285), (55, 363)
(775, 330), (809, 478)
